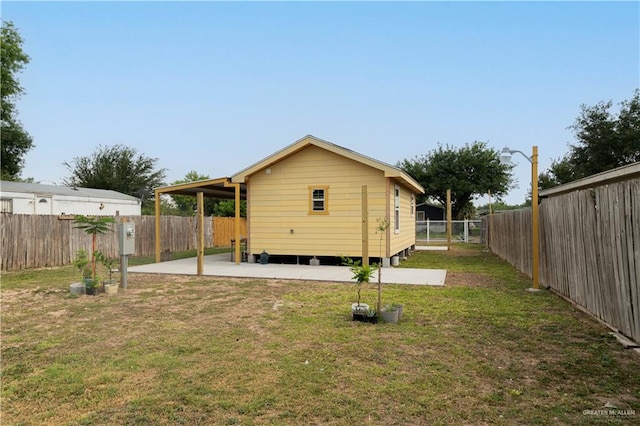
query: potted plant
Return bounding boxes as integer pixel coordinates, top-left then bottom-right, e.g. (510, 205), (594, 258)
(381, 304), (400, 324)
(70, 248), (90, 295)
(95, 250), (118, 295)
(83, 272), (99, 296)
(391, 302), (404, 320)
(340, 255), (378, 323)
(73, 215), (115, 294)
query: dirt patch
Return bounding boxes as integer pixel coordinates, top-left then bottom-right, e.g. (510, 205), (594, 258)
(47, 309), (68, 318)
(445, 271), (497, 288)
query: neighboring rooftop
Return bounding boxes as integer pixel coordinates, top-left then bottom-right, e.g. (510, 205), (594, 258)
(0, 181), (140, 202)
(539, 161), (640, 198)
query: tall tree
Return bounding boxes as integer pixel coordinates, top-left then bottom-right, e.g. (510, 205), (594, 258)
(169, 171), (247, 217)
(170, 171), (216, 216)
(539, 89), (640, 189)
(1, 21), (34, 180)
(63, 144), (166, 211)
(213, 199), (246, 217)
(398, 142), (514, 219)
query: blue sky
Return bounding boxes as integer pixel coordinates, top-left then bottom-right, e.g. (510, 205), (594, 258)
(4, 1), (639, 205)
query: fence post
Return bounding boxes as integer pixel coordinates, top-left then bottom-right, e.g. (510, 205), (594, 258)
(426, 218), (430, 243)
(464, 219), (469, 243)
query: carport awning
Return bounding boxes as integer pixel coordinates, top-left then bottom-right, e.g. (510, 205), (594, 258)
(154, 177), (246, 199)
(153, 177), (246, 271)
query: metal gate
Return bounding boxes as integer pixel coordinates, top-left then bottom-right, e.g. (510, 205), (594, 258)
(416, 219), (483, 243)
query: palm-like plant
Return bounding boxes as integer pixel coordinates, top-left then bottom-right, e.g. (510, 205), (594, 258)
(73, 215), (115, 280)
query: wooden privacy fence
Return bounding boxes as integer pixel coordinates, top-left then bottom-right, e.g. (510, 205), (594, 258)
(483, 177), (640, 343)
(213, 217), (247, 247)
(1, 215), (244, 271)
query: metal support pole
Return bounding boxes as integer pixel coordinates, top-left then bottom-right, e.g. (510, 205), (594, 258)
(464, 219), (469, 243)
(120, 255), (128, 289)
(426, 218), (430, 243)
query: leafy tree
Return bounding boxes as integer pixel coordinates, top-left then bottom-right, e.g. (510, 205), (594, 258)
(539, 89), (640, 189)
(213, 200), (246, 217)
(1, 21), (34, 180)
(63, 144), (166, 211)
(398, 141), (514, 219)
(157, 196), (185, 216)
(169, 171), (217, 216)
(476, 201), (528, 214)
(167, 171), (247, 217)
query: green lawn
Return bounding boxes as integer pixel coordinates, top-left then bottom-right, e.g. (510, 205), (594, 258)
(1, 247), (230, 291)
(2, 245), (638, 425)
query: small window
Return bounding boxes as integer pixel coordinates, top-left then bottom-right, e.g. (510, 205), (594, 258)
(410, 194), (415, 218)
(394, 186), (400, 233)
(309, 186), (329, 214)
(1, 198), (13, 214)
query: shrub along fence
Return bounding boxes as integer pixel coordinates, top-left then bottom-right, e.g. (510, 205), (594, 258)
(0, 215), (245, 271)
(483, 165), (639, 343)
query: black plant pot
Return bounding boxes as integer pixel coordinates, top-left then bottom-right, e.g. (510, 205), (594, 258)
(352, 312), (378, 323)
(85, 287), (98, 296)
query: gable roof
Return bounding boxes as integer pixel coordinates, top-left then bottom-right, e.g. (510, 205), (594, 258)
(0, 181), (140, 202)
(231, 135), (424, 193)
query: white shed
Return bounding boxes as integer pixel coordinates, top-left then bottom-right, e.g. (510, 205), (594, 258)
(0, 181), (141, 216)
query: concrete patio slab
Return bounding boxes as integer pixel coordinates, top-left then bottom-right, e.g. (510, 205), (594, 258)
(128, 253), (446, 286)
(415, 246), (449, 251)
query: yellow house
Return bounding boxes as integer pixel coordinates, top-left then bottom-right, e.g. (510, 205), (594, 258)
(231, 135), (424, 265)
(154, 135), (424, 269)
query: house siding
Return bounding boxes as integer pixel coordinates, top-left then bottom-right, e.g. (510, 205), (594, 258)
(247, 145), (390, 257)
(389, 182), (417, 256)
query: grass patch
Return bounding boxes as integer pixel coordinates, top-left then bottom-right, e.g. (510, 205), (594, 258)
(2, 246), (639, 424)
(401, 244), (518, 274)
(1, 247), (231, 291)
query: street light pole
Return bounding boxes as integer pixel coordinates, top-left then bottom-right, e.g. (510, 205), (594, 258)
(501, 145), (540, 290)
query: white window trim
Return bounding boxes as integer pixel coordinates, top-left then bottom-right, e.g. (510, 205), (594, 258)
(410, 194), (415, 218)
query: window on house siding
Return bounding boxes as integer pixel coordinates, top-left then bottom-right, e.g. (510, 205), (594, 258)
(309, 186), (329, 214)
(410, 194), (415, 218)
(1, 198), (13, 214)
(394, 186), (400, 233)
